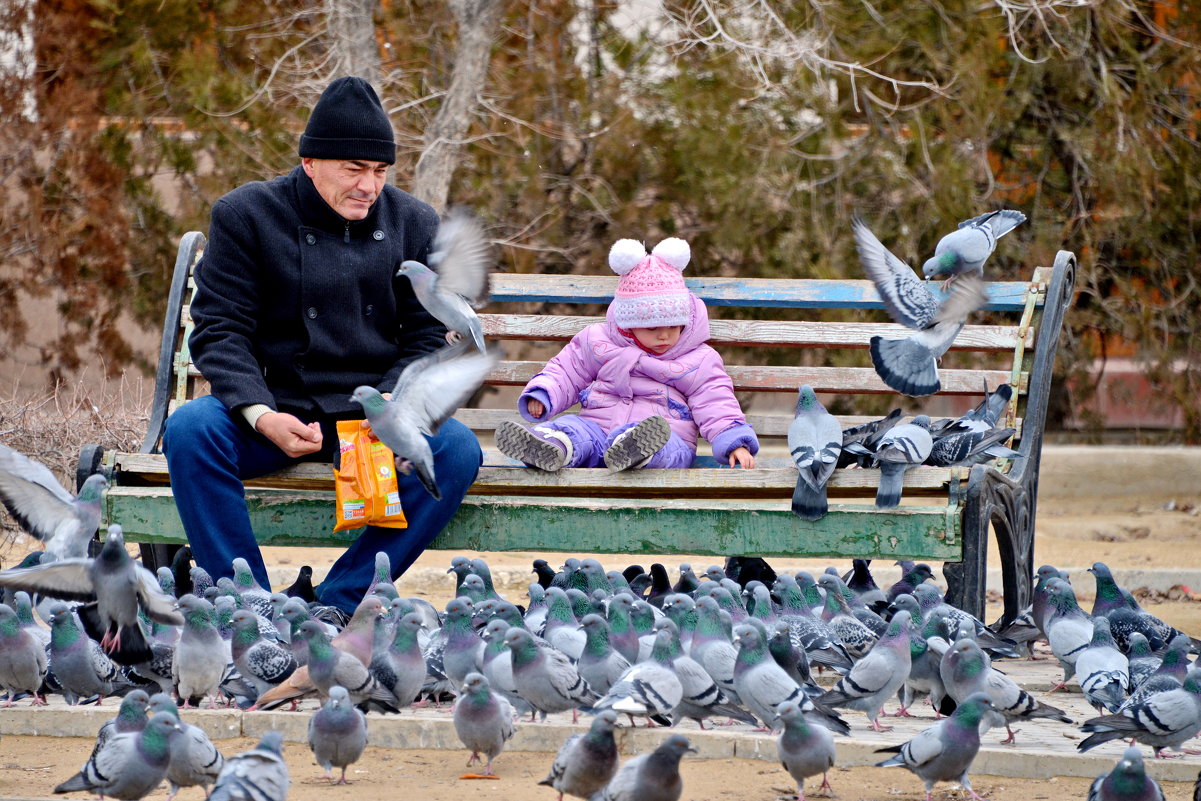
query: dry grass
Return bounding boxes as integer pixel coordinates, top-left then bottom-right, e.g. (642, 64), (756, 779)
(0, 372), (150, 563)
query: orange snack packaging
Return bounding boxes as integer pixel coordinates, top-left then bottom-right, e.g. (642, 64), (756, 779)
(332, 419), (408, 532)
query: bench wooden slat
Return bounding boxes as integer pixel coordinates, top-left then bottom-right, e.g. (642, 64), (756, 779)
(102, 487), (963, 560)
(481, 314), (1029, 350)
(489, 274), (1038, 311)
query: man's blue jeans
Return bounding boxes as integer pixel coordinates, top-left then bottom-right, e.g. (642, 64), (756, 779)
(162, 395), (481, 613)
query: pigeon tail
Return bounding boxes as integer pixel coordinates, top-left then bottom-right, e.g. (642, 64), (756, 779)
(869, 336), (940, 397)
(414, 463), (442, 501)
(875, 464), (905, 509)
(791, 477), (829, 522)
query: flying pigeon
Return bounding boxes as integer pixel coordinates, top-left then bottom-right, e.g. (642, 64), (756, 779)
(0, 442), (108, 559)
(350, 341), (499, 500)
(397, 208), (492, 353)
(787, 385), (842, 521)
(921, 209), (1027, 287)
(308, 685), (369, 784)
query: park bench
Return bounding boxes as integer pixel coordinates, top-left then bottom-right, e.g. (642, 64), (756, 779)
(78, 230), (1076, 624)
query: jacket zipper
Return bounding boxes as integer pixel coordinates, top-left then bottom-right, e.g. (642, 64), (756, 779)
(344, 221), (350, 244)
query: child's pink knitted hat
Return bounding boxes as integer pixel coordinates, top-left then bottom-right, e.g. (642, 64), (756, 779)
(608, 237), (691, 329)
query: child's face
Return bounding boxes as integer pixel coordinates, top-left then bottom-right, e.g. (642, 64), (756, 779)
(631, 325), (683, 354)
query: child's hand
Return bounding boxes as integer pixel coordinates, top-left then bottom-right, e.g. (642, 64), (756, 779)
(526, 399), (545, 418)
(729, 447), (755, 469)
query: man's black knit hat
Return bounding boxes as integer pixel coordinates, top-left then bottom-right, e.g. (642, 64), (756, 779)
(299, 77), (395, 165)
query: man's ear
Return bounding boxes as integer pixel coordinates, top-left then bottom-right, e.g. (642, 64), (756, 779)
(301, 157), (316, 178)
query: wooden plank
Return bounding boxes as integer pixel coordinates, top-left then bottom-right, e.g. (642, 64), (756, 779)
(103, 487), (962, 560)
(488, 274), (1037, 312)
(481, 315), (1028, 351)
(487, 361), (1017, 394)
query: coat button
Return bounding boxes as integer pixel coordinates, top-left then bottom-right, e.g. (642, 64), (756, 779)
(373, 230), (384, 241)
(305, 234), (316, 245)
(307, 307), (317, 319)
(365, 304), (374, 316)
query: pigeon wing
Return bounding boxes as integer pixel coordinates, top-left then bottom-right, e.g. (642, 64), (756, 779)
(391, 344), (500, 436)
(0, 472), (81, 543)
(852, 217), (939, 330)
(428, 210), (492, 306)
(0, 559), (96, 600)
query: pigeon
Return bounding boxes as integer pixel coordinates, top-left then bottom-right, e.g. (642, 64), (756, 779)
(1087, 746), (1165, 801)
(775, 699), (837, 801)
(505, 626), (597, 722)
(88, 689), (150, 765)
(282, 565), (318, 603)
(1126, 634), (1160, 691)
(441, 597), (485, 690)
(939, 637), (1071, 744)
(815, 573), (878, 660)
(53, 710), (182, 799)
(46, 602), (129, 704)
(590, 733), (696, 801)
(818, 610), (912, 731)
(308, 685), (369, 784)
(0, 601), (48, 704)
(208, 731), (290, 801)
(540, 708), (619, 800)
(1076, 617), (1131, 714)
(297, 620), (399, 712)
(787, 385), (842, 521)
(453, 672), (515, 777)
(921, 209), (1027, 287)
(732, 622), (847, 735)
(0, 524), (183, 663)
(655, 618), (756, 728)
(875, 692), (995, 801)
(174, 594), (228, 708)
(230, 609), (297, 697)
(852, 216), (989, 396)
(1043, 577), (1095, 689)
(593, 628), (682, 727)
(1122, 635), (1191, 711)
(369, 611), (427, 709)
(929, 383), (1014, 437)
(350, 341), (498, 500)
(230, 558), (274, 618)
(1078, 666), (1201, 756)
(578, 614), (633, 696)
(397, 208), (492, 353)
(0, 443), (108, 560)
(925, 425), (1019, 468)
(838, 409), (904, 469)
(690, 595), (742, 700)
(148, 692), (226, 801)
(870, 416), (934, 508)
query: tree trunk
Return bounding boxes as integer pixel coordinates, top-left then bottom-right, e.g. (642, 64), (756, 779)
(411, 0), (509, 211)
(326, 0), (381, 87)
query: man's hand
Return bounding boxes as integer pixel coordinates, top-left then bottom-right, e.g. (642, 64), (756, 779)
(728, 447), (756, 469)
(526, 399), (545, 418)
(256, 412), (323, 458)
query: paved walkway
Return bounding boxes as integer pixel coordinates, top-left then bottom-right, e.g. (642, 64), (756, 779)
(2, 650), (1197, 784)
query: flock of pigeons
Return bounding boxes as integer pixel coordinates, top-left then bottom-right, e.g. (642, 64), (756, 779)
(0, 535), (1197, 801)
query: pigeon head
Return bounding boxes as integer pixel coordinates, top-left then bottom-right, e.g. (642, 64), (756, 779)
(922, 250), (959, 279)
(396, 259), (434, 281)
(327, 685), (351, 709)
(794, 384), (819, 413)
(256, 731), (286, 755)
(348, 386), (387, 414)
(460, 672), (490, 698)
(76, 473), (110, 504)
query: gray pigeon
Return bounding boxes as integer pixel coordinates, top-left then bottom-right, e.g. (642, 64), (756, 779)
(441, 597), (485, 690)
(350, 341), (499, 500)
(590, 733), (696, 801)
(0, 524), (183, 663)
(209, 731), (290, 801)
(1078, 666), (1201, 756)
(732, 622), (847, 735)
(872, 416), (934, 508)
(875, 692), (995, 801)
(1076, 617), (1131, 714)
(926, 426), (1019, 468)
(578, 613), (633, 696)
(851, 216), (989, 396)
(1087, 746), (1165, 801)
(308, 685), (369, 784)
(148, 692), (226, 801)
(53, 710), (182, 799)
(593, 628), (682, 726)
(369, 611), (427, 710)
(505, 626), (597, 722)
(540, 709), (619, 800)
(452, 672), (515, 776)
(397, 208), (492, 353)
(818, 610), (912, 731)
(787, 385), (842, 521)
(655, 617), (756, 728)
(46, 602), (128, 704)
(297, 620), (399, 712)
(1044, 577), (1095, 689)
(0, 601), (48, 704)
(230, 609), (297, 697)
(174, 594), (228, 707)
(0, 442), (107, 559)
(89, 689), (150, 765)
(775, 699), (836, 801)
(921, 209), (1027, 286)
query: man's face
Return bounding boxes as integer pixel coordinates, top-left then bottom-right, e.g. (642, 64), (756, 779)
(302, 158), (389, 221)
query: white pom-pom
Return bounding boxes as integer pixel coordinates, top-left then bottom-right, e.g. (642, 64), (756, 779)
(652, 237), (690, 271)
(609, 239), (647, 276)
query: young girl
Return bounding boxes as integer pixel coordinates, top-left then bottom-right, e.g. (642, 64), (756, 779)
(496, 237), (758, 472)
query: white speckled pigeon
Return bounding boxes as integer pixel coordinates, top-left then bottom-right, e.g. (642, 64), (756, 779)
(540, 708), (619, 800)
(921, 209), (1027, 287)
(787, 385), (842, 522)
(775, 699), (836, 801)
(308, 685), (368, 784)
(0, 442), (107, 560)
(148, 692), (226, 801)
(208, 731), (290, 801)
(54, 710), (182, 800)
(875, 691), (995, 801)
(590, 733), (696, 801)
(1076, 617), (1131, 714)
(230, 609), (297, 697)
(452, 672), (515, 776)
(1078, 666), (1201, 756)
(350, 341), (499, 500)
(397, 208), (492, 353)
(1087, 745), (1165, 801)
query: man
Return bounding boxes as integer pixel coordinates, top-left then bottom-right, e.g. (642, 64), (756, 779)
(163, 76), (482, 619)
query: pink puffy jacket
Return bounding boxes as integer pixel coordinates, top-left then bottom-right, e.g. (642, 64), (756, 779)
(517, 294), (758, 459)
